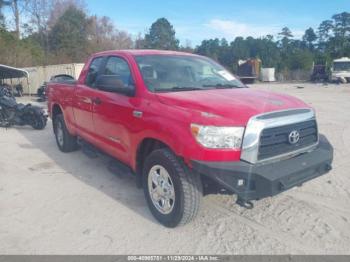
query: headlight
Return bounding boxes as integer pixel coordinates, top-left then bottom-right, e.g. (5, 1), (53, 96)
(191, 124), (245, 149)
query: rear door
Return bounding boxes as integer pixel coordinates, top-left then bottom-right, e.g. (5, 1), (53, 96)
(92, 56), (136, 164)
(73, 56), (105, 140)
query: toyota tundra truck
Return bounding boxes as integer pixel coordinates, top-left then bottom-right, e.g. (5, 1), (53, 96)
(47, 50), (333, 227)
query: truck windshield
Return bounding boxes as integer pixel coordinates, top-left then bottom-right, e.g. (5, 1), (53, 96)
(334, 62), (350, 71)
(135, 55), (245, 92)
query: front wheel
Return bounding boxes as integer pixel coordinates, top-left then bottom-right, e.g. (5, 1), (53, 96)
(143, 149), (202, 227)
(53, 114), (78, 152)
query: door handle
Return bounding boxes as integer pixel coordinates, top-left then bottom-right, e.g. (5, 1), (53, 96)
(82, 97), (92, 104)
(92, 97), (102, 105)
(133, 110), (143, 118)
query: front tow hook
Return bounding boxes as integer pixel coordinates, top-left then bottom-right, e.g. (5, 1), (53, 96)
(236, 198), (254, 209)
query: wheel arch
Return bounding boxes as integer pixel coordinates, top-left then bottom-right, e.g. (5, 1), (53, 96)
(51, 103), (76, 135)
(51, 103), (63, 121)
(134, 137), (174, 188)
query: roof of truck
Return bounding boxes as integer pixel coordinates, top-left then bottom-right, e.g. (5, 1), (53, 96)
(334, 57), (350, 62)
(94, 49), (199, 57)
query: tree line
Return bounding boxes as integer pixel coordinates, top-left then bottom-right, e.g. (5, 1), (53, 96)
(0, 0), (349, 77)
(195, 13), (350, 77)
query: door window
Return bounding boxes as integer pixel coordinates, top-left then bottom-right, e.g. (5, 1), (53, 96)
(85, 57), (104, 87)
(104, 56), (133, 87)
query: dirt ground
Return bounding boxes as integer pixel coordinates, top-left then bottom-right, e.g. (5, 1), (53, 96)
(1, 82), (350, 255)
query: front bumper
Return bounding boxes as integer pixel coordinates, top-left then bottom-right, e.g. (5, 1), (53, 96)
(191, 134), (333, 202)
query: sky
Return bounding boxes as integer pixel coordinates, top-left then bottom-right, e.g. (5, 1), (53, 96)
(86, 0), (349, 46)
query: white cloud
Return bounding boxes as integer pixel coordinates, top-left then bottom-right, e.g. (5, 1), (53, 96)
(205, 19), (299, 39)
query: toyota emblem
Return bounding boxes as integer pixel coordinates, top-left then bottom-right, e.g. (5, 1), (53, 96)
(288, 130), (300, 144)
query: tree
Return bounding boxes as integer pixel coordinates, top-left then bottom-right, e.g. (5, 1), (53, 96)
(279, 27), (293, 38)
(87, 15), (133, 52)
(49, 5), (89, 62)
(332, 12), (350, 38)
(23, 0), (86, 64)
(255, 36), (280, 68)
(196, 38), (220, 60)
(0, 27), (44, 67)
(144, 18), (179, 50)
(25, 0), (53, 33)
(179, 39), (194, 53)
(278, 27), (294, 50)
(287, 49), (313, 71)
(134, 32), (145, 49)
(303, 27), (317, 50)
(0, 0), (9, 28)
(11, 0), (20, 38)
(303, 27), (317, 49)
(47, 0), (86, 29)
(318, 20), (334, 42)
(325, 12), (350, 57)
(6, 0), (29, 38)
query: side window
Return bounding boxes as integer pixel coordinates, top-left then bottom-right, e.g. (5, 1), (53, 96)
(85, 57), (104, 87)
(104, 56), (133, 87)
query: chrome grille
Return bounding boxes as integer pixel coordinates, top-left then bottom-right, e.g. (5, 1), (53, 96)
(258, 120), (318, 160)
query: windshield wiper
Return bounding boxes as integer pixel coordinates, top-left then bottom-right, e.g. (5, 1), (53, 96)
(155, 86), (204, 92)
(202, 83), (243, 89)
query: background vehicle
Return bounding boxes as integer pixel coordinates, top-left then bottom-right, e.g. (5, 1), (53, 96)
(0, 85), (47, 129)
(37, 74), (75, 102)
(331, 57), (350, 83)
(48, 50), (333, 227)
(37, 82), (47, 102)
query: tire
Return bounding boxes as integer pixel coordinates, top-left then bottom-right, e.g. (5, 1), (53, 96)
(142, 148), (202, 228)
(53, 114), (78, 152)
(0, 110), (11, 128)
(31, 111), (47, 130)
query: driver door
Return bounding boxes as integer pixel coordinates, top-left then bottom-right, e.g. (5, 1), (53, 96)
(92, 56), (136, 164)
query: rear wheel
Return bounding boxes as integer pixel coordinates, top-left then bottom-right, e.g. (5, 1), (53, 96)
(143, 149), (202, 227)
(53, 114), (78, 152)
(0, 109), (11, 127)
(30, 111), (47, 130)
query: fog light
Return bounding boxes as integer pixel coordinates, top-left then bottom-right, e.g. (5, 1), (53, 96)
(238, 179), (245, 186)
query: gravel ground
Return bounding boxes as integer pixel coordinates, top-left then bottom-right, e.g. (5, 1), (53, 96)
(0, 82), (350, 254)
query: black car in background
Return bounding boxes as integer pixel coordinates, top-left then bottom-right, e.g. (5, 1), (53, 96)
(37, 74), (75, 101)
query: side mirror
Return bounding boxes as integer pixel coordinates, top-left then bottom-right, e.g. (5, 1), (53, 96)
(96, 75), (135, 96)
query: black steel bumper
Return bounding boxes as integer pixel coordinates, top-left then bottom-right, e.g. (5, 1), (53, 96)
(191, 135), (333, 202)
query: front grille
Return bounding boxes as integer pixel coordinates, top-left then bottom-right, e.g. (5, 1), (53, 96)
(258, 120), (318, 160)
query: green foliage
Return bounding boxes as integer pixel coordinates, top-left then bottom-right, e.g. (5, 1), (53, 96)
(144, 18), (179, 50)
(195, 11), (350, 77)
(0, 28), (44, 67)
(279, 27), (293, 38)
(287, 49), (314, 70)
(332, 12), (350, 38)
(303, 27), (317, 49)
(49, 6), (89, 62)
(195, 36), (282, 71)
(0, 0), (9, 28)
(318, 20), (334, 42)
(0, 0), (350, 80)
(319, 12), (350, 59)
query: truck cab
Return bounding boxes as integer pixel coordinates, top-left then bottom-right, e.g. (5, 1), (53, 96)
(331, 57), (350, 83)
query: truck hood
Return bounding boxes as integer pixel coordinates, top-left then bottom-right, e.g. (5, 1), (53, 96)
(156, 88), (309, 125)
(332, 71), (350, 76)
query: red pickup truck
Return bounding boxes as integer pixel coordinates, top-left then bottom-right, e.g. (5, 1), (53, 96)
(48, 50), (333, 227)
